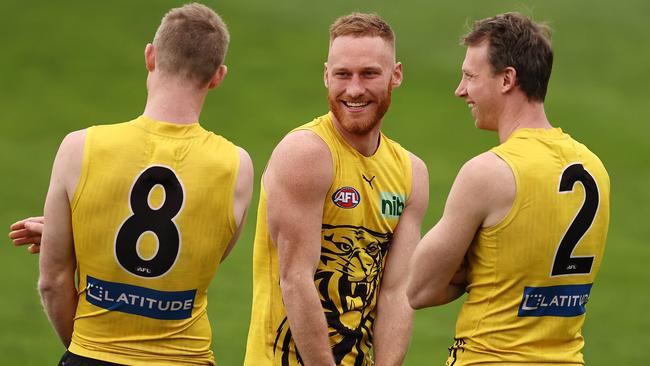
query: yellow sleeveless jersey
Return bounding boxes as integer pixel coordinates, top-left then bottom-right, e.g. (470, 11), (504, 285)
(244, 113), (412, 365)
(448, 128), (610, 366)
(68, 115), (239, 365)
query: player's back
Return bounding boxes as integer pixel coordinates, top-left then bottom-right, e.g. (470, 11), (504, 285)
(68, 115), (240, 365)
(450, 128), (610, 366)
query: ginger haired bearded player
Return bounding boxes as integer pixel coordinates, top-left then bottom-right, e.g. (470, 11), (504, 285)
(244, 12), (429, 366)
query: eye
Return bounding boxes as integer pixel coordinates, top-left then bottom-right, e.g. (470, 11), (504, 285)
(335, 71), (351, 78)
(362, 70), (380, 78)
(366, 243), (379, 254)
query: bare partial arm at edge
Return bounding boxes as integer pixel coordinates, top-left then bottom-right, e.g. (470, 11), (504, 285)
(221, 147), (254, 262)
(38, 130), (86, 347)
(374, 152), (429, 365)
(268, 131), (336, 365)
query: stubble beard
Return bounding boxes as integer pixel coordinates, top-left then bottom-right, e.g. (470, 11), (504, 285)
(328, 87), (392, 135)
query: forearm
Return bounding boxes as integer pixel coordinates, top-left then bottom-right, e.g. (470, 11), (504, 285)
(373, 289), (413, 365)
(39, 278), (78, 347)
(281, 277), (335, 366)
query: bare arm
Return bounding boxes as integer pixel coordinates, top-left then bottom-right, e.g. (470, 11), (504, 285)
(38, 130), (85, 347)
(373, 153), (429, 365)
(9, 216), (44, 253)
(220, 147), (254, 262)
(267, 131), (335, 365)
(407, 152), (514, 308)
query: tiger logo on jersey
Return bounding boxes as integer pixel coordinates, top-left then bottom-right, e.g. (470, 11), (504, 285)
(273, 224), (392, 365)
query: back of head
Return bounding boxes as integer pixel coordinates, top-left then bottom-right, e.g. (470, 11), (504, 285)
(329, 12), (395, 50)
(462, 12), (553, 102)
(153, 3), (229, 87)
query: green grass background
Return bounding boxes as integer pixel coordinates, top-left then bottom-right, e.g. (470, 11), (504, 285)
(1, 0), (648, 364)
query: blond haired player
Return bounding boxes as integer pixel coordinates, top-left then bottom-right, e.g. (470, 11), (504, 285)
(408, 13), (610, 365)
(244, 13), (429, 365)
(21, 3), (253, 365)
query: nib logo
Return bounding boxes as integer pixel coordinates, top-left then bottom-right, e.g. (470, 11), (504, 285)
(380, 192), (405, 218)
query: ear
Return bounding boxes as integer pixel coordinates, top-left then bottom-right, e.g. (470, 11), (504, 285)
(145, 43), (155, 72)
(501, 66), (517, 93)
(323, 62), (329, 88)
(391, 61), (403, 88)
(207, 65), (228, 89)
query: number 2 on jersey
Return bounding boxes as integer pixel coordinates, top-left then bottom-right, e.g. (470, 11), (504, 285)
(551, 163), (599, 276)
(115, 165), (185, 278)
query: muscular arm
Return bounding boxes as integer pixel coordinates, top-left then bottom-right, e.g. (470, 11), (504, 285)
(266, 131), (336, 365)
(407, 152), (514, 308)
(220, 147), (254, 262)
(373, 153), (429, 365)
(38, 130), (86, 347)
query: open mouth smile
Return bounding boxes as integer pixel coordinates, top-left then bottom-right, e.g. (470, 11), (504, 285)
(342, 101), (371, 110)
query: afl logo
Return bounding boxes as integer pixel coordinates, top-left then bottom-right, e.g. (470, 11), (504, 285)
(332, 186), (361, 209)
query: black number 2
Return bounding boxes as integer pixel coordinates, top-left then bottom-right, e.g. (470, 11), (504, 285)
(551, 163), (599, 276)
(115, 166), (184, 278)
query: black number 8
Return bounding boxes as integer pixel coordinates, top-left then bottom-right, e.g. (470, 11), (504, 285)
(115, 166), (184, 278)
(551, 163), (599, 277)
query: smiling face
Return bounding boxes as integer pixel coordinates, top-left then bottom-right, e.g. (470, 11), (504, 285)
(325, 36), (402, 135)
(454, 41), (504, 131)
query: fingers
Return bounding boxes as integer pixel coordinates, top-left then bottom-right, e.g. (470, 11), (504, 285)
(9, 228), (31, 239)
(9, 216), (45, 231)
(9, 216), (44, 255)
(12, 236), (42, 246)
(24, 221), (44, 234)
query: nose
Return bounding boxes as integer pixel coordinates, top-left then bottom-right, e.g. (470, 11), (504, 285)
(454, 78), (467, 98)
(346, 74), (365, 99)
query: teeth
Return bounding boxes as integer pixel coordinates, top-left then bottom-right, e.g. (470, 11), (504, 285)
(345, 101), (368, 107)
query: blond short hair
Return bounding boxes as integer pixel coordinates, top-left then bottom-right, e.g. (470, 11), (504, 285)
(153, 3), (229, 86)
(329, 12), (395, 49)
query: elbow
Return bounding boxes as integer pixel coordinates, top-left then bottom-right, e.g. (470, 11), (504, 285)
(279, 271), (311, 298)
(38, 278), (58, 300)
(407, 284), (444, 309)
(38, 274), (71, 300)
(407, 290), (430, 310)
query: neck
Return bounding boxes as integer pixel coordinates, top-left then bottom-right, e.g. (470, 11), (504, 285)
(330, 114), (382, 157)
(143, 77), (207, 124)
(497, 98), (552, 143)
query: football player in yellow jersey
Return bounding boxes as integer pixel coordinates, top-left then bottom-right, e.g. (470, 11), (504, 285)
(408, 12), (610, 366)
(16, 3), (254, 365)
(244, 13), (429, 366)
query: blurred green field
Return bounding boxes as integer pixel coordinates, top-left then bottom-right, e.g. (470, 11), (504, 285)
(1, 0), (648, 364)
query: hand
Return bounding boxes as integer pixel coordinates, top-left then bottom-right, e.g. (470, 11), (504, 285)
(9, 216), (44, 254)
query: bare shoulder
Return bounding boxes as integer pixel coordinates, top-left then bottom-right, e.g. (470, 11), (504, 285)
(59, 129), (87, 156)
(265, 130), (333, 192)
(455, 151), (515, 227)
(406, 151), (428, 179)
(235, 146), (254, 181)
(458, 151), (512, 186)
(404, 151), (429, 210)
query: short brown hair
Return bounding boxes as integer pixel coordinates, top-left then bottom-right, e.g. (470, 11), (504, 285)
(462, 12), (553, 102)
(329, 12), (395, 49)
(153, 3), (229, 86)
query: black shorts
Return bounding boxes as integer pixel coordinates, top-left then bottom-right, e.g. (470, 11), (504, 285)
(58, 351), (124, 366)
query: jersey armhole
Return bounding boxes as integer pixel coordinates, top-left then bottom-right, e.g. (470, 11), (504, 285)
(404, 150), (414, 201)
(70, 127), (92, 213)
(226, 144), (240, 236)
